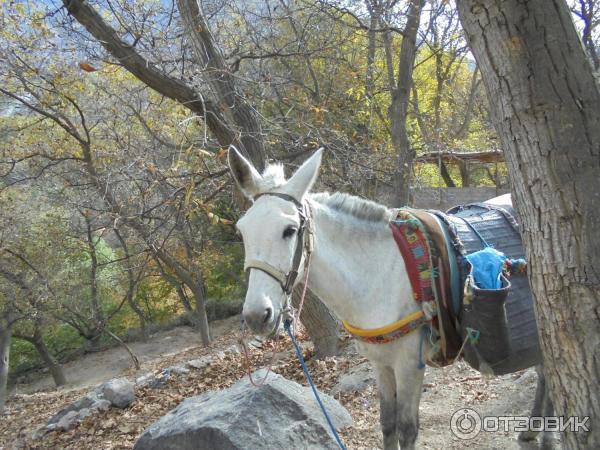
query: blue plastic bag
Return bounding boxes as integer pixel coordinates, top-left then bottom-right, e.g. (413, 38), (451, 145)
(465, 247), (506, 289)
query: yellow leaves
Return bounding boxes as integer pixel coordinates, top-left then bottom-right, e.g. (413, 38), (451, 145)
(207, 212), (233, 226)
(312, 106), (328, 114)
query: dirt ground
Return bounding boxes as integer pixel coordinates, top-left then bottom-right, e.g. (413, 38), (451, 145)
(11, 316), (241, 395)
(1, 317), (560, 450)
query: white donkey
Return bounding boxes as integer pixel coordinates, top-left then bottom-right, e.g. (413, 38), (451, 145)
(229, 147), (550, 450)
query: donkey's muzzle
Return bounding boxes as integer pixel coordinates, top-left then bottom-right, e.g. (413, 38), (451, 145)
(243, 303), (275, 334)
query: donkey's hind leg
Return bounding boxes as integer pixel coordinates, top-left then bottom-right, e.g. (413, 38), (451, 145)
(394, 361), (425, 450)
(375, 365), (399, 450)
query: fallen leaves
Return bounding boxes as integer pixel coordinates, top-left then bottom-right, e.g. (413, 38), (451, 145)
(78, 62), (97, 73)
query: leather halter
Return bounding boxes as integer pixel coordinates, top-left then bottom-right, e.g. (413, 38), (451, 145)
(243, 192), (314, 296)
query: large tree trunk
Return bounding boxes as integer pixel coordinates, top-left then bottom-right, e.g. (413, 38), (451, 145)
(457, 1), (600, 448)
(0, 321), (11, 412)
(292, 287), (342, 358)
(31, 333), (67, 387)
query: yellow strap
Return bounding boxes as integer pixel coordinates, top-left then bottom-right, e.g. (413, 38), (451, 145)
(342, 310), (425, 338)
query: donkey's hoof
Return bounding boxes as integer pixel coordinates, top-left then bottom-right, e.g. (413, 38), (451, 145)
(518, 430), (538, 442)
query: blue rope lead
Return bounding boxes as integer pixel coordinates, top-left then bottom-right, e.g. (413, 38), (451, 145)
(284, 319), (347, 450)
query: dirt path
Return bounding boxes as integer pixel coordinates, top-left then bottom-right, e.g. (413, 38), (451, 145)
(2, 319), (560, 449)
(12, 315), (241, 395)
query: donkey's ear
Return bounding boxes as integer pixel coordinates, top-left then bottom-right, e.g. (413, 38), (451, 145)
(228, 145), (262, 198)
(281, 148), (323, 201)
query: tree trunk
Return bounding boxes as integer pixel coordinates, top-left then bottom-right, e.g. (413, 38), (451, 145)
(292, 286), (342, 358)
(164, 269), (211, 346)
(388, 0), (425, 206)
(440, 161), (457, 187)
(457, 1), (600, 448)
(458, 161), (470, 187)
(0, 322), (11, 412)
(31, 334), (67, 387)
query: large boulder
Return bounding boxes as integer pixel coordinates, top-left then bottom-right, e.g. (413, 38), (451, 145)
(134, 370), (353, 450)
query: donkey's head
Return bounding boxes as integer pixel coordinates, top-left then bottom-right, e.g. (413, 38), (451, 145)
(228, 146), (323, 335)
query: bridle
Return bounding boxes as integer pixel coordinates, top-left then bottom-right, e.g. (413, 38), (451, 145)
(239, 192), (314, 387)
(243, 192), (314, 318)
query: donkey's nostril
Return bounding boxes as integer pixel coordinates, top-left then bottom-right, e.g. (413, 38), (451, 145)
(263, 307), (272, 323)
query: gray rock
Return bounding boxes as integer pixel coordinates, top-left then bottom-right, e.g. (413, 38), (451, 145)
(95, 399), (111, 412)
(101, 378), (135, 408)
(134, 370), (353, 450)
(77, 408), (92, 420)
(169, 365), (190, 375)
(136, 372), (156, 388)
(186, 357), (211, 370)
(331, 362), (376, 395)
(223, 344), (240, 355)
(55, 411), (80, 431)
(47, 392), (103, 426)
(136, 370), (170, 389)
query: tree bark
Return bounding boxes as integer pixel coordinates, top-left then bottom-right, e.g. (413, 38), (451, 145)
(388, 0), (425, 206)
(457, 1), (600, 448)
(0, 320), (12, 412)
(31, 332), (67, 387)
(292, 286), (342, 358)
(176, 0), (266, 170)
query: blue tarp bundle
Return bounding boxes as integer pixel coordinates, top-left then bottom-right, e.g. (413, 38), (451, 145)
(465, 247), (506, 289)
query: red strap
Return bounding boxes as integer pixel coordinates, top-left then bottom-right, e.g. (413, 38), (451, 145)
(390, 222), (421, 301)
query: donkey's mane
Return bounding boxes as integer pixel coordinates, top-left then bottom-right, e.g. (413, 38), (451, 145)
(310, 192), (392, 224)
(257, 163), (392, 224)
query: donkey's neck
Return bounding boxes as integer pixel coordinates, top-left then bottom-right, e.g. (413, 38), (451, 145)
(306, 198), (417, 329)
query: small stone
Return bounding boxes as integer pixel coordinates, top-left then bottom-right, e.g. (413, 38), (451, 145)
(32, 426), (48, 440)
(223, 344), (240, 354)
(77, 408), (92, 420)
(101, 378), (135, 409)
(94, 399), (111, 412)
(135, 372), (155, 388)
(186, 357), (211, 370)
(55, 411), (79, 431)
(169, 365), (190, 375)
(331, 362), (376, 395)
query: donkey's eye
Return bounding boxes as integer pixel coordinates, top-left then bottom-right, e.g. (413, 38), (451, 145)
(282, 226), (297, 239)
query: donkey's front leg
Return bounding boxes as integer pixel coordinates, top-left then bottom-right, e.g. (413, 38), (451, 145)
(394, 362), (425, 450)
(375, 365), (399, 450)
